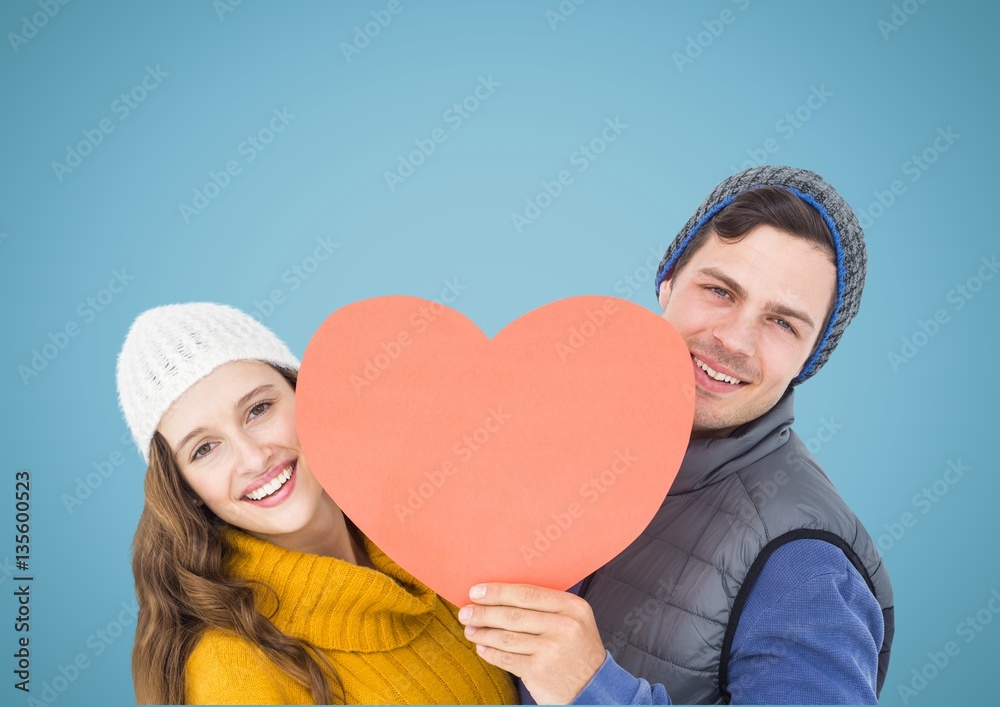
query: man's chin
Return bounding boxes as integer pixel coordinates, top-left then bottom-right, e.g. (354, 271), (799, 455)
(691, 425), (738, 439)
(691, 388), (787, 438)
(690, 408), (750, 439)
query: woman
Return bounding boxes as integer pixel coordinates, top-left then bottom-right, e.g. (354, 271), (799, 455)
(117, 302), (517, 705)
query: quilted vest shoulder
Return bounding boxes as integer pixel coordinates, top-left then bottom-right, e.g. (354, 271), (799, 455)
(582, 429), (894, 704)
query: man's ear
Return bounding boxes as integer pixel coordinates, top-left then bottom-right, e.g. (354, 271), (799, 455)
(657, 278), (672, 312)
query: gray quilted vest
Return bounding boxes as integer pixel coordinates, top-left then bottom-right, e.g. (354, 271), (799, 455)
(580, 389), (894, 704)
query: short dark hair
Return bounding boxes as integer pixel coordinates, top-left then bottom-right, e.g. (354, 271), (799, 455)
(669, 185), (834, 280)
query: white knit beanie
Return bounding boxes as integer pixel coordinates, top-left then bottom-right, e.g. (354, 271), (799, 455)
(116, 303), (300, 463)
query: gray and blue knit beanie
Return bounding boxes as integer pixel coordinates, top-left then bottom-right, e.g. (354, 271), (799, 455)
(654, 165), (867, 386)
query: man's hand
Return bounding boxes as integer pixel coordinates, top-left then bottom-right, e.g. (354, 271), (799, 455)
(458, 582), (607, 705)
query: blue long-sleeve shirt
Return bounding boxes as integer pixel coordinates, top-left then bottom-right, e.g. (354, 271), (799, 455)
(519, 538), (884, 705)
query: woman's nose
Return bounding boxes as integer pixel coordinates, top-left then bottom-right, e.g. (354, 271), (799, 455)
(232, 430), (273, 475)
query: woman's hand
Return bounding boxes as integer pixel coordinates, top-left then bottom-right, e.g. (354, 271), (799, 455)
(458, 582), (607, 705)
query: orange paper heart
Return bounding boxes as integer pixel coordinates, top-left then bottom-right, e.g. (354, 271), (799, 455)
(296, 295), (694, 606)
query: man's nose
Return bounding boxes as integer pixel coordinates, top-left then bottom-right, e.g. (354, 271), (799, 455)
(711, 309), (757, 358)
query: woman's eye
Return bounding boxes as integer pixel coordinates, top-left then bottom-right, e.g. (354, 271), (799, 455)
(193, 442), (213, 460)
(248, 401), (272, 419)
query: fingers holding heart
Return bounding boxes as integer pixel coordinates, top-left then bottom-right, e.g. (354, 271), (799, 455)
(458, 582), (608, 704)
(459, 603), (547, 654)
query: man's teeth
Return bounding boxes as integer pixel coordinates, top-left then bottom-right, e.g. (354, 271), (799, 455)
(695, 357), (743, 385)
(247, 466), (293, 501)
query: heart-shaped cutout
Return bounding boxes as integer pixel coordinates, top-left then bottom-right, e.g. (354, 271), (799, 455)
(296, 296), (694, 606)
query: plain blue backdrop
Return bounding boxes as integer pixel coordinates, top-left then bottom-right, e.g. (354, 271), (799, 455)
(2, 1), (997, 704)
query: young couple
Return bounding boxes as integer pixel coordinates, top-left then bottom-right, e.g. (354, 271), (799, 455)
(117, 166), (892, 705)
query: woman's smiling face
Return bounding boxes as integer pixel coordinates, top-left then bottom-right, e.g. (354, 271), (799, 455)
(157, 360), (330, 548)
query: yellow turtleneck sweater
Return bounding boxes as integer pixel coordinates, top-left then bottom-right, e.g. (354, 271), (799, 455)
(184, 528), (516, 705)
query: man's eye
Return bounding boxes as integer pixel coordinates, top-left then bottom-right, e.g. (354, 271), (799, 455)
(774, 318), (796, 334)
(708, 286), (730, 298)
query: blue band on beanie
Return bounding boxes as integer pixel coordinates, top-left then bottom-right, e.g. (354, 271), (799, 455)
(781, 186), (846, 385)
(654, 194), (736, 295)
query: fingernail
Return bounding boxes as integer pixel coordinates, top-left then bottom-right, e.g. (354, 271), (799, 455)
(464, 624), (477, 636)
(469, 584), (486, 599)
(458, 606), (472, 621)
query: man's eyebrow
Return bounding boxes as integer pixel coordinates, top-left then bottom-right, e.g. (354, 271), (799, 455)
(175, 384), (276, 456)
(697, 267), (747, 300)
(764, 301), (816, 331)
(697, 266), (816, 331)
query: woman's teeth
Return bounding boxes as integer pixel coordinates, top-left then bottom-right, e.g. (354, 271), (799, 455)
(246, 465), (294, 501)
(695, 357), (744, 385)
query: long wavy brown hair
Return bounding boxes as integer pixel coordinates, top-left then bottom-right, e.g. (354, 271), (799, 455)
(130, 364), (342, 704)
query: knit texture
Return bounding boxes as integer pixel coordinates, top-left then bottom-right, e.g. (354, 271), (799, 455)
(184, 528), (517, 705)
(116, 303), (300, 462)
(726, 539), (882, 704)
(654, 165), (867, 385)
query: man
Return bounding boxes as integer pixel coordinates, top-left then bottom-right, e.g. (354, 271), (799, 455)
(459, 166), (894, 704)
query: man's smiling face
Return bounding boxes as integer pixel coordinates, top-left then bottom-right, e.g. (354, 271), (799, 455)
(658, 224), (837, 437)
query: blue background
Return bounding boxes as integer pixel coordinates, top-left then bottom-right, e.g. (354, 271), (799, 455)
(2, 1), (997, 704)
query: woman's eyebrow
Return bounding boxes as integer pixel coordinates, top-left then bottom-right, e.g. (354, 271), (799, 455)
(177, 427), (207, 457)
(235, 384), (275, 412)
